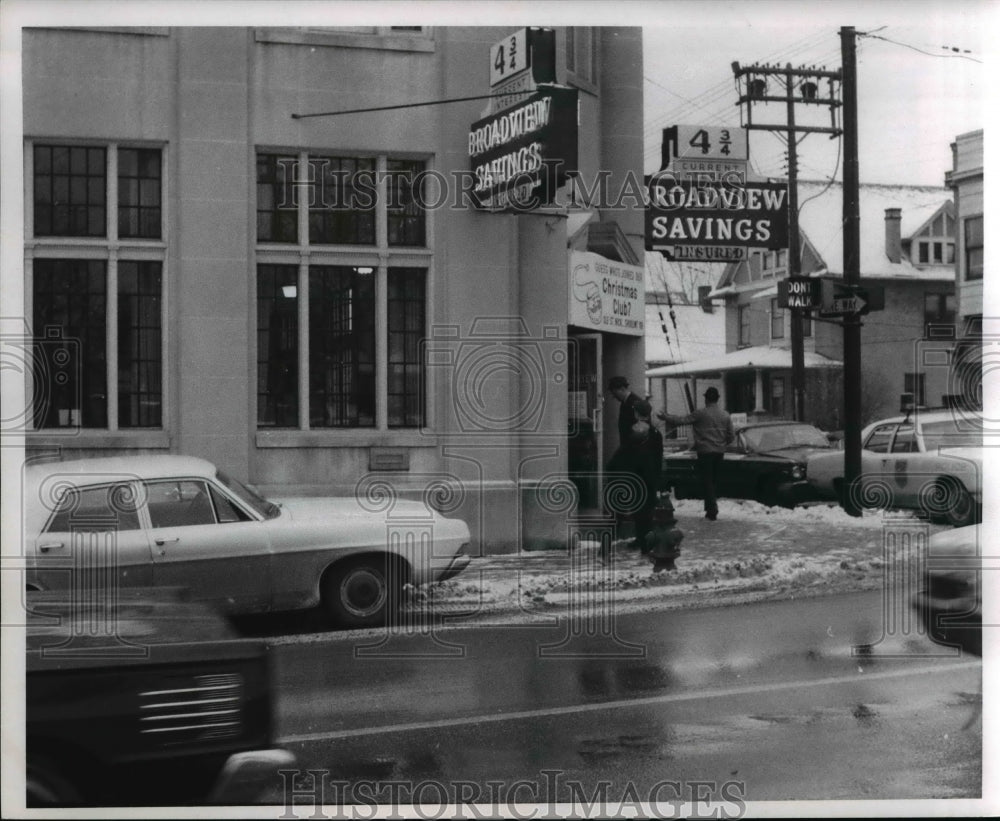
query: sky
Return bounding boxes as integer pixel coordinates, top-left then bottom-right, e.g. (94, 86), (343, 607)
(640, 1), (992, 188)
(1, 0), (993, 188)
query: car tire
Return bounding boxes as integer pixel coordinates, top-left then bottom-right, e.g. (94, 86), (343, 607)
(939, 479), (979, 528)
(322, 557), (399, 629)
(26, 756), (82, 806)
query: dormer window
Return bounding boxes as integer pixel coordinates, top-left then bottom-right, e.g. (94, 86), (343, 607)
(917, 239), (955, 265)
(912, 208), (955, 266)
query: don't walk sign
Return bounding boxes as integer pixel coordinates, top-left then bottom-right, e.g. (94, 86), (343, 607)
(777, 276), (884, 317)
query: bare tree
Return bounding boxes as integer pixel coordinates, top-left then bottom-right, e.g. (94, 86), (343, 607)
(646, 253), (719, 304)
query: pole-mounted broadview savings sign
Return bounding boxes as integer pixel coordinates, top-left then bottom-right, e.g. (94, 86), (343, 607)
(645, 177), (790, 261)
(645, 124), (789, 261)
(470, 29), (577, 212)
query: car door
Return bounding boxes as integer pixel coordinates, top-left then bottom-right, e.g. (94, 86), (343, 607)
(859, 423), (898, 501)
(883, 423), (920, 507)
(719, 430), (755, 499)
(142, 478), (272, 612)
(31, 481), (153, 594)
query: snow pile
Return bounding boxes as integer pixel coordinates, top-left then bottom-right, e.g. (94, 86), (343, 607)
(682, 497), (911, 527)
(408, 500), (928, 620)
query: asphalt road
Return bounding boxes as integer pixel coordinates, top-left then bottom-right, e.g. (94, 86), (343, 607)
(263, 590), (981, 809)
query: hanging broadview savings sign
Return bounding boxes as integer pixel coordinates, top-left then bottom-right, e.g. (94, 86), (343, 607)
(645, 176), (790, 261)
(569, 250), (645, 337)
(644, 124), (789, 262)
(468, 86), (579, 211)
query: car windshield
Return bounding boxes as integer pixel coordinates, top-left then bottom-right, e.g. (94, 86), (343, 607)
(216, 470), (281, 519)
(920, 419), (983, 450)
(742, 424), (831, 452)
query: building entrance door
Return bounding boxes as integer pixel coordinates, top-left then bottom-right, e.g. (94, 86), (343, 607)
(567, 333), (602, 511)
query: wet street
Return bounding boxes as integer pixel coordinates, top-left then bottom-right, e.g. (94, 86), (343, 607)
(267, 590), (981, 806)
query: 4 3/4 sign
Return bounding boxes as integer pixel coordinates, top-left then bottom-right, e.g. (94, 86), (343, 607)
(661, 125), (749, 167)
(489, 28), (556, 89)
(490, 29), (529, 86)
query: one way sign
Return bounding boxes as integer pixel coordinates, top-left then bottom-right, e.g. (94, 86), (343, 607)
(818, 279), (884, 317)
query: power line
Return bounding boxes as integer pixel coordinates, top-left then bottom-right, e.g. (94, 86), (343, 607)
(858, 31), (982, 63)
(644, 27), (833, 123)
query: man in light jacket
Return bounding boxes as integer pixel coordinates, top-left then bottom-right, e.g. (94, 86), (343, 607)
(657, 387), (734, 520)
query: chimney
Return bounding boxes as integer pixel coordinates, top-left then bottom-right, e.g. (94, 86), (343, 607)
(884, 207), (902, 264)
(698, 285), (714, 313)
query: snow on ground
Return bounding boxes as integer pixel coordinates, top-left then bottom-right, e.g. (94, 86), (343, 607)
(407, 500), (934, 622)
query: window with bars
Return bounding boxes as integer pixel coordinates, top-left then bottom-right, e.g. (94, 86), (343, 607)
(118, 148), (162, 239)
(256, 154), (298, 243)
(29, 142), (165, 432)
(388, 268), (426, 427)
(308, 156), (377, 245)
(256, 150), (429, 432)
(33, 258), (108, 428)
(255, 264), (428, 430)
(33, 145), (107, 237)
(257, 264), (299, 427)
(309, 266), (376, 427)
(117, 261), (162, 427)
(387, 160), (427, 247)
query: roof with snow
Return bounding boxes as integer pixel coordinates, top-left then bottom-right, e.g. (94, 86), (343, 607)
(646, 344), (841, 377)
(715, 181), (954, 292)
(797, 180), (953, 280)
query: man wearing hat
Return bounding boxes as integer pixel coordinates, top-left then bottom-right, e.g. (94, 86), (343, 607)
(657, 386), (734, 521)
(607, 375), (641, 447)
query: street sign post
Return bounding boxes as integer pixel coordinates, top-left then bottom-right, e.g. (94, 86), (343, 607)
(777, 277), (820, 309)
(818, 279), (884, 318)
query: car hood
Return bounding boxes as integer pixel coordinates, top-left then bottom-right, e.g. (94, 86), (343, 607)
(271, 496), (444, 522)
(935, 446), (983, 463)
(754, 445), (833, 462)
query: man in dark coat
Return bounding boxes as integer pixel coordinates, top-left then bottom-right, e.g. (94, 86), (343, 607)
(607, 399), (668, 552)
(607, 375), (640, 446)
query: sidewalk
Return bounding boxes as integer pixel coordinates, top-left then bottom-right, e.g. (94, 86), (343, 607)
(409, 498), (946, 620)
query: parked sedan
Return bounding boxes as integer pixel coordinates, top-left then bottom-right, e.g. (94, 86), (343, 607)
(24, 455), (472, 628)
(804, 410), (982, 526)
(661, 420), (835, 508)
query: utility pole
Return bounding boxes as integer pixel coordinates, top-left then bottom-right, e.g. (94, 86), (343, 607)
(784, 67), (805, 422)
(733, 61), (842, 422)
(840, 26), (863, 516)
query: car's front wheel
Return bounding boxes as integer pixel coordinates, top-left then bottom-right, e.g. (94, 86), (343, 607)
(322, 557), (401, 628)
(942, 481), (979, 528)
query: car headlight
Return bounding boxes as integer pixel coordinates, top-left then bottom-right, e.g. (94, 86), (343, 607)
(790, 464), (805, 480)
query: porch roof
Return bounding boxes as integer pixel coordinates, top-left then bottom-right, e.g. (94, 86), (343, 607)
(645, 345), (842, 377)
